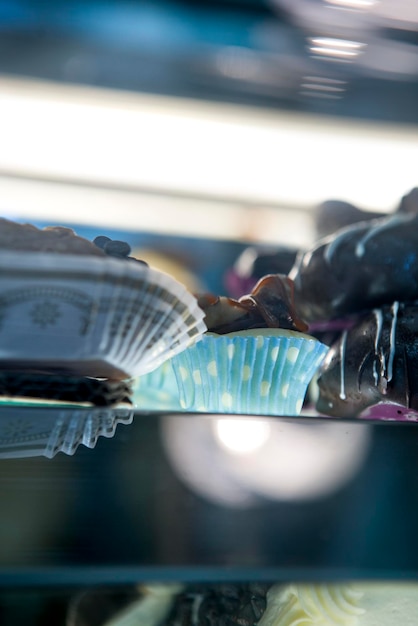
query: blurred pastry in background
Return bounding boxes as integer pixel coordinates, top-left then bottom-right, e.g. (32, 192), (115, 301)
(397, 187), (418, 215)
(313, 199), (386, 240)
(130, 247), (206, 293)
(224, 245), (298, 298)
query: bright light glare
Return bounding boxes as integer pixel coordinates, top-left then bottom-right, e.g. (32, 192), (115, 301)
(0, 77), (417, 223)
(214, 418), (271, 454)
(161, 415), (371, 506)
(325, 0), (378, 8)
(309, 37), (366, 59)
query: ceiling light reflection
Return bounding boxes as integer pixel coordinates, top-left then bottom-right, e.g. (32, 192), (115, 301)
(309, 37), (366, 61)
(325, 0), (378, 8)
(161, 415), (371, 507)
(1, 78), (417, 216)
(214, 418), (271, 455)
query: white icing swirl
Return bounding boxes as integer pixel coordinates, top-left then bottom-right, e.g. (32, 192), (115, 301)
(258, 584), (365, 626)
(259, 583), (418, 626)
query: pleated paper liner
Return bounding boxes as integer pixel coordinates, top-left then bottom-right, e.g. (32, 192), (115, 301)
(0, 404), (134, 458)
(118, 267), (207, 375)
(132, 360), (182, 411)
(171, 329), (329, 415)
(0, 251), (206, 380)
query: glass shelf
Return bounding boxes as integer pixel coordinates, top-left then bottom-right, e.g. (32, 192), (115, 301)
(0, 405), (418, 587)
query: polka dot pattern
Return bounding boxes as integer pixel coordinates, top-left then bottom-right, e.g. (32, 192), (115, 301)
(242, 365), (251, 381)
(179, 366), (189, 382)
(260, 381), (270, 396)
(271, 347), (279, 361)
(170, 333), (329, 416)
(207, 361), (217, 376)
(221, 392), (233, 408)
(287, 347), (300, 363)
(193, 370), (202, 385)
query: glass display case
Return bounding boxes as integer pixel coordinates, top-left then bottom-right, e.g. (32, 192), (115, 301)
(0, 1), (418, 624)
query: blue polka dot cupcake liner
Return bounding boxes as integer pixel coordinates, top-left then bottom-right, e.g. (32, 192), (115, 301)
(132, 360), (182, 412)
(170, 329), (329, 415)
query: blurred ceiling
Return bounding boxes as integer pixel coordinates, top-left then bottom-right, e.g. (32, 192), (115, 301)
(0, 0), (417, 124)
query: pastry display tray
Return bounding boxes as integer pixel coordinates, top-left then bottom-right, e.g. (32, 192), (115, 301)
(0, 406), (418, 588)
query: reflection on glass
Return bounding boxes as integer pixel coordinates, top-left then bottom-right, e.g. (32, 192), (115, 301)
(325, 0), (378, 8)
(161, 415), (371, 507)
(309, 37), (366, 61)
(214, 418), (271, 455)
(0, 405), (133, 458)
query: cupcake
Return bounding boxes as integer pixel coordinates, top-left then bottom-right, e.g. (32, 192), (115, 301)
(170, 274), (329, 415)
(0, 219), (206, 392)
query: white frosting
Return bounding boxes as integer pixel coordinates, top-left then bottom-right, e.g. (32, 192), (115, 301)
(371, 303), (399, 388)
(372, 309), (383, 385)
(387, 301), (399, 384)
(259, 583), (418, 626)
(339, 330), (348, 400)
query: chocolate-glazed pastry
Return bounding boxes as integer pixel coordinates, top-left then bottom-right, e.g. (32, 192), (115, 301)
(225, 246), (298, 298)
(313, 199), (386, 240)
(397, 187), (418, 214)
(316, 301), (418, 418)
(290, 212), (418, 323)
(197, 274), (308, 335)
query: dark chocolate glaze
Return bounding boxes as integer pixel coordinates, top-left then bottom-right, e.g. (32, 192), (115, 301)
(316, 302), (418, 418)
(313, 199), (386, 240)
(290, 212), (418, 322)
(197, 274), (308, 334)
(165, 584), (271, 626)
(398, 187), (418, 215)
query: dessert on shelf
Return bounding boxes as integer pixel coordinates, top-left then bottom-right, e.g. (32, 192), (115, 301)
(169, 274), (328, 415)
(0, 218), (206, 408)
(258, 582), (418, 626)
(288, 188), (418, 420)
(69, 581), (418, 626)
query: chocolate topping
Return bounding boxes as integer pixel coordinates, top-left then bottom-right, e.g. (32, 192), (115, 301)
(197, 274), (308, 334)
(290, 213), (418, 322)
(313, 199), (386, 240)
(316, 301), (418, 418)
